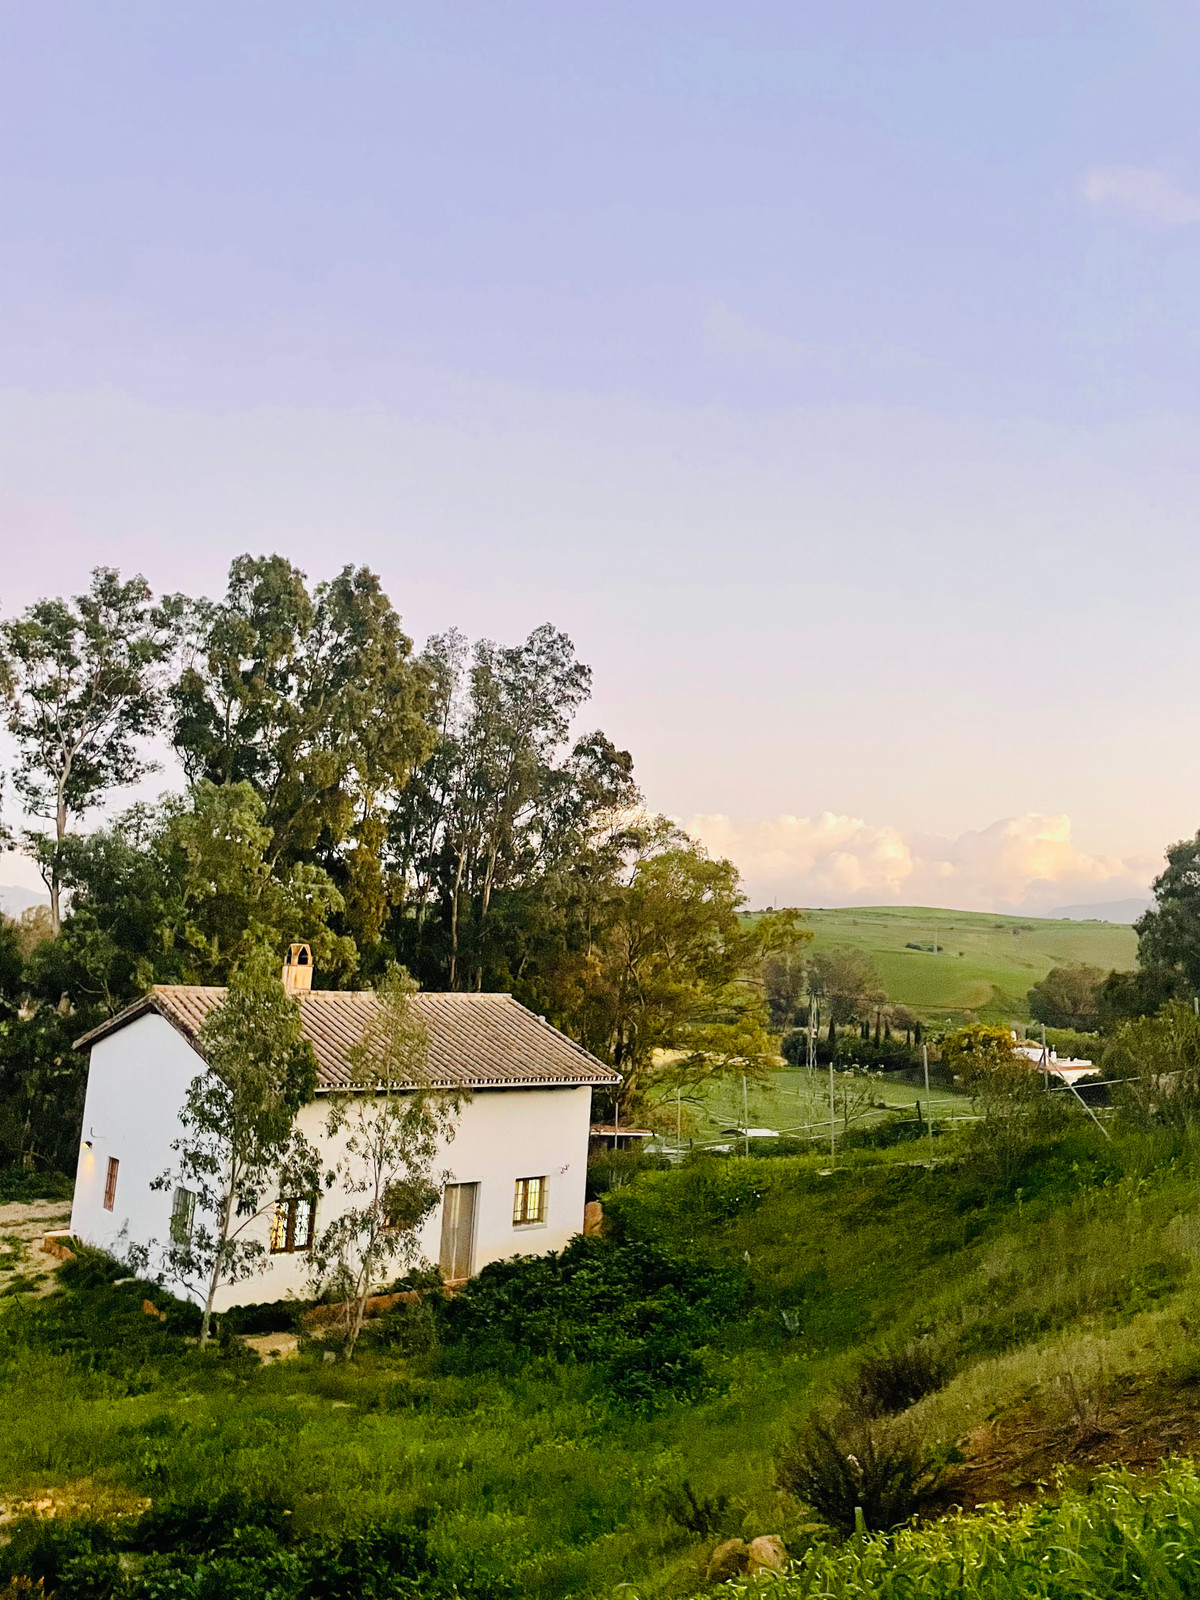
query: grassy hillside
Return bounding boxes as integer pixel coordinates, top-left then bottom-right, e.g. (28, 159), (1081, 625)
(776, 905), (1138, 1024)
(6, 1110), (1200, 1598)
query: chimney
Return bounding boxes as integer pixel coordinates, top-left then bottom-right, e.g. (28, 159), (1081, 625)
(282, 943), (313, 994)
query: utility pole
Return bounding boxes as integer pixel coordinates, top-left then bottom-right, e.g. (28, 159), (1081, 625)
(829, 1056), (836, 1165)
(923, 1043), (932, 1158)
(742, 1074), (750, 1158)
(676, 1086), (682, 1151)
(1041, 1023), (1049, 1091)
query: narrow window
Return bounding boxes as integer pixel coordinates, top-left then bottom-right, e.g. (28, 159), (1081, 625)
(103, 1157), (119, 1212)
(270, 1197), (316, 1254)
(513, 1176), (547, 1226)
(169, 1187), (196, 1246)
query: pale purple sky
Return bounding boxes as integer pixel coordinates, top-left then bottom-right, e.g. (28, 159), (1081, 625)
(1, 3), (1197, 911)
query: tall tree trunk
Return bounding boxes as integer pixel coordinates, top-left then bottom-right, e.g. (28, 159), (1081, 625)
(448, 844), (468, 989)
(200, 1180), (236, 1347)
(49, 790), (68, 937)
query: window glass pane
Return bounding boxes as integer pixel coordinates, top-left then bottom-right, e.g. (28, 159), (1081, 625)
(270, 1202), (289, 1253)
(103, 1157), (119, 1211)
(294, 1199), (314, 1251)
(513, 1176), (547, 1225)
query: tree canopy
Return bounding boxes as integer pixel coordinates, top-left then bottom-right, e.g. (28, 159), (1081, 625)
(0, 555), (807, 1170)
(1027, 963), (1105, 1033)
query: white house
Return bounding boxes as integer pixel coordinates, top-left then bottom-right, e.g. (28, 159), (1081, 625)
(69, 950), (619, 1309)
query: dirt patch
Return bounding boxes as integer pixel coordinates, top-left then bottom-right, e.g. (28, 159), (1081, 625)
(0, 1479), (150, 1527)
(934, 1371), (1200, 1512)
(0, 1200), (73, 1300)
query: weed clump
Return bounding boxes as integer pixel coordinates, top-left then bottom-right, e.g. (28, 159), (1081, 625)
(841, 1344), (946, 1418)
(776, 1411), (943, 1533)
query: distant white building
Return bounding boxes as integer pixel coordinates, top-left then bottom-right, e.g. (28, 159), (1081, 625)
(69, 951), (619, 1309)
(1014, 1040), (1096, 1086)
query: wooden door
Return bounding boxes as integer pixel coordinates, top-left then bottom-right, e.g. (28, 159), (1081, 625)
(439, 1182), (478, 1282)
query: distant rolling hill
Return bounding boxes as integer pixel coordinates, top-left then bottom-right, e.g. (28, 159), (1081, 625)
(1050, 898), (1150, 924)
(770, 904), (1139, 1025)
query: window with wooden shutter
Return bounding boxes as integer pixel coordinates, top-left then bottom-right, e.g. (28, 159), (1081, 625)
(512, 1176), (547, 1226)
(103, 1157), (119, 1211)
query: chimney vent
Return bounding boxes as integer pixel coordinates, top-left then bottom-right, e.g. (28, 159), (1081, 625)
(282, 943), (313, 993)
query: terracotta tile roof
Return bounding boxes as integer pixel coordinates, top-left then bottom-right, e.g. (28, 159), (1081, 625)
(74, 986), (620, 1090)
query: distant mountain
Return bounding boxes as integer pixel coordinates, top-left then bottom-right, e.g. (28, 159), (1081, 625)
(1049, 899), (1151, 925)
(0, 884), (49, 918)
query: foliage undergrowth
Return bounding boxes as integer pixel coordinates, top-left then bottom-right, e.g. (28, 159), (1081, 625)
(6, 1119), (1200, 1596)
(709, 1461), (1200, 1600)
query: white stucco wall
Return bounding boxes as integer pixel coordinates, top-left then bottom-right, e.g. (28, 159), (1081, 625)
(69, 1013), (202, 1263)
(69, 1011), (596, 1310)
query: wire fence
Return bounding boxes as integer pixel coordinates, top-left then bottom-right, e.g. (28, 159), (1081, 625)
(651, 1071), (1142, 1158)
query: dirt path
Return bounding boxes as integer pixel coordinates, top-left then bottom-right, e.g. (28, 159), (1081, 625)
(0, 1198), (73, 1298)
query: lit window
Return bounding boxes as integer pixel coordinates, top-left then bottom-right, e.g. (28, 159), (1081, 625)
(103, 1157), (119, 1212)
(170, 1187), (196, 1246)
(513, 1176), (547, 1226)
(270, 1197), (316, 1254)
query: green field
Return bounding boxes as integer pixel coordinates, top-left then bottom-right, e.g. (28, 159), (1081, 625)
(655, 1066), (971, 1149)
(781, 905), (1138, 1025)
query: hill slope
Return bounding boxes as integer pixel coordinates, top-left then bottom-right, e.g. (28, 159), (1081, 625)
(787, 905), (1138, 1024)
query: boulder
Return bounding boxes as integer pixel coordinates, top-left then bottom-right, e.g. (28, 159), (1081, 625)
(705, 1538), (748, 1584)
(746, 1535), (787, 1576)
(583, 1200), (604, 1237)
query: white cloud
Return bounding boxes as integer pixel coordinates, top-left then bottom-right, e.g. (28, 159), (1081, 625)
(684, 810), (1155, 914)
(1082, 165), (1200, 226)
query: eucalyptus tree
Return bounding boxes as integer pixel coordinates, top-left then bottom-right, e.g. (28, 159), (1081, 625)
(390, 624), (638, 990)
(153, 943), (320, 1345)
(310, 966), (464, 1360)
(0, 568), (182, 933)
(171, 555), (434, 950)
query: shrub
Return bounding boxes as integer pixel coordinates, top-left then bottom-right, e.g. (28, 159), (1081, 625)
(841, 1345), (945, 1418)
(776, 1412), (942, 1533)
(217, 1298), (308, 1337)
(586, 1145), (671, 1200)
(130, 1490), (293, 1554)
(441, 1236), (745, 1368)
(661, 1481), (738, 1539)
(438, 1236), (744, 1407)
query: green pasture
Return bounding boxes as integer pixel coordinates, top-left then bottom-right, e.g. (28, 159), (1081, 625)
(764, 905), (1138, 1023)
(653, 1066), (973, 1148)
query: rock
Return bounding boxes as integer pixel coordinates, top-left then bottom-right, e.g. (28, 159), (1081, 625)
(41, 1232), (74, 1261)
(746, 1535), (787, 1576)
(705, 1538), (748, 1584)
(583, 1200), (604, 1237)
(141, 1299), (167, 1322)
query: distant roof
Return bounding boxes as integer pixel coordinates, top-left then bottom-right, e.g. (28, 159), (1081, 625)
(74, 986), (620, 1091)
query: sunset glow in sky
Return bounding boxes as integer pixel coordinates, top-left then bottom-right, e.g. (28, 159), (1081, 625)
(1, 4), (1197, 911)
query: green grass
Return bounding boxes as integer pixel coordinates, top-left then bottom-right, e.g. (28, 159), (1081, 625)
(764, 905), (1138, 1023)
(656, 1065), (971, 1148)
(709, 1462), (1200, 1600)
(6, 1116), (1200, 1598)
